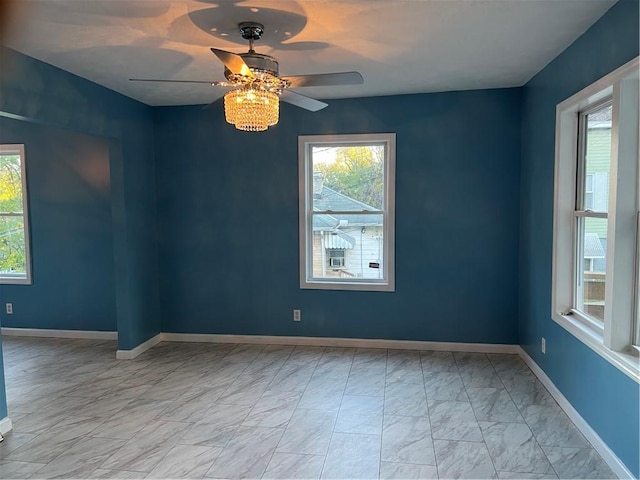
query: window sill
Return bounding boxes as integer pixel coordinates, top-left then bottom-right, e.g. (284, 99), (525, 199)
(552, 311), (639, 383)
(0, 277), (31, 285)
(301, 279), (394, 292)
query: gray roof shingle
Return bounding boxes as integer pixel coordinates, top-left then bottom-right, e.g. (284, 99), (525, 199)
(312, 186), (382, 228)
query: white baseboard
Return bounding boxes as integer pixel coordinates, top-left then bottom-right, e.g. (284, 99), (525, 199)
(517, 346), (633, 480)
(116, 333), (162, 360)
(1, 327), (517, 355)
(0, 416), (12, 435)
(160, 332), (519, 354)
(1, 327), (117, 340)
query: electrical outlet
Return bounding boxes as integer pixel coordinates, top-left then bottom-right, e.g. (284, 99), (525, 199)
(541, 337), (546, 354)
(5, 303), (13, 315)
(293, 309), (301, 322)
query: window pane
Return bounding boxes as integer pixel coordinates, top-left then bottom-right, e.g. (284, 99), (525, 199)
(0, 145), (30, 284)
(0, 153), (24, 214)
(584, 174), (594, 209)
(311, 214), (384, 280)
(583, 105), (611, 213)
(585, 174), (594, 192)
(0, 215), (27, 277)
(311, 145), (384, 211)
(585, 192), (594, 210)
(577, 217), (608, 323)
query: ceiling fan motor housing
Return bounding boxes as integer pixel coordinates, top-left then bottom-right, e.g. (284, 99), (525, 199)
(235, 52), (279, 77)
(223, 52), (288, 91)
(226, 22), (282, 81)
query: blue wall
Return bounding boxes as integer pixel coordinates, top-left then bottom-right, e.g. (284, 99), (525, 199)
(519, 0), (639, 476)
(0, 47), (161, 349)
(154, 88), (522, 343)
(0, 118), (115, 331)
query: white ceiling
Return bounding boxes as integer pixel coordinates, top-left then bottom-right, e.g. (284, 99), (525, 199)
(4, 0), (617, 107)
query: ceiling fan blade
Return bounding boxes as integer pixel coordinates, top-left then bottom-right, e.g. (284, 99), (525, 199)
(282, 72), (363, 88)
(280, 90), (328, 112)
(129, 78), (233, 87)
(210, 48), (254, 78)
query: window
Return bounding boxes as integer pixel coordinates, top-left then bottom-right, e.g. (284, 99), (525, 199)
(299, 133), (395, 291)
(575, 102), (611, 325)
(552, 57), (639, 380)
(328, 249), (346, 268)
(0, 144), (32, 284)
(584, 173), (594, 210)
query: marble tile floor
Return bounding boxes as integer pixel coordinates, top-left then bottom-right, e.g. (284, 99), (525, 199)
(0, 337), (617, 479)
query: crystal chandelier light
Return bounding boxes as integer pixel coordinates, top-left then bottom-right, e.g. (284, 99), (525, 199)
(224, 86), (279, 132)
(217, 23), (289, 132)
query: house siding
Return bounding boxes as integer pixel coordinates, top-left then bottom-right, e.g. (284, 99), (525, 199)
(341, 227), (384, 279)
(585, 128), (611, 238)
(311, 227), (384, 280)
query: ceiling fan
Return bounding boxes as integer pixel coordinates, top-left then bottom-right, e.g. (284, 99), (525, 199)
(130, 22), (364, 131)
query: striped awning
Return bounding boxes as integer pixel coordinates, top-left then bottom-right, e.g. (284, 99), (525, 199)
(323, 232), (355, 249)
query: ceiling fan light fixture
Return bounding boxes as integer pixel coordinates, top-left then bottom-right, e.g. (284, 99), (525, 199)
(224, 87), (279, 132)
(130, 21), (362, 131)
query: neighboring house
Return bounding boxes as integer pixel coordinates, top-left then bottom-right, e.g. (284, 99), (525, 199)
(312, 173), (384, 280)
(584, 106), (611, 274)
(582, 106), (611, 318)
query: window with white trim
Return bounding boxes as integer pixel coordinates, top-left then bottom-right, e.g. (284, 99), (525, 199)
(299, 133), (395, 291)
(0, 144), (32, 284)
(552, 57), (639, 381)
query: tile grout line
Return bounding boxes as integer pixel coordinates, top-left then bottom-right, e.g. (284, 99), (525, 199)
(378, 348), (389, 479)
(317, 346), (355, 479)
(420, 350), (440, 479)
(266, 345), (327, 478)
(471, 353), (505, 478)
(487, 354), (560, 479)
(254, 344), (301, 479)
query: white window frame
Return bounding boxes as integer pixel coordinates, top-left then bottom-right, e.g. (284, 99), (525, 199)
(0, 144), (32, 285)
(573, 99), (611, 326)
(552, 57), (639, 382)
(636, 211), (640, 347)
(299, 133), (395, 291)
